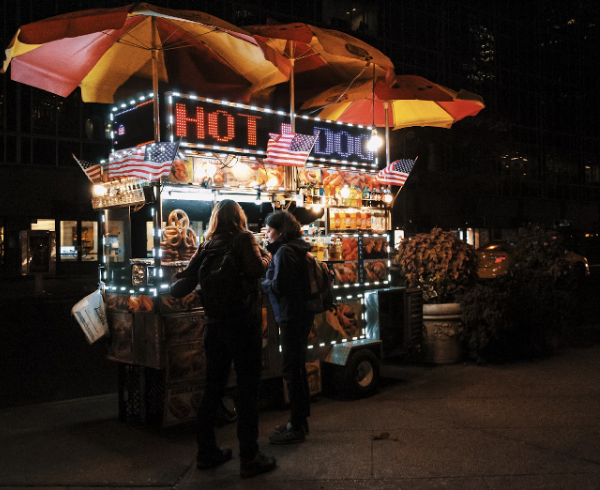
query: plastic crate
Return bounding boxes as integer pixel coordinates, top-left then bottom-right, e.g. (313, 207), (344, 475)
(118, 363), (165, 426)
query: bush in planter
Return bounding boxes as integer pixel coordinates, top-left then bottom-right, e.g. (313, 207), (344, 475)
(394, 227), (478, 304)
(394, 228), (478, 363)
(460, 279), (509, 364)
(504, 224), (578, 357)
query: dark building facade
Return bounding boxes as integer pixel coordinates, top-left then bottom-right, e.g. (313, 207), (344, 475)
(2, 0), (600, 279)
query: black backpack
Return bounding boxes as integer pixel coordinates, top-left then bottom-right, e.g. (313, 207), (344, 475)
(197, 236), (252, 320)
(306, 252), (334, 313)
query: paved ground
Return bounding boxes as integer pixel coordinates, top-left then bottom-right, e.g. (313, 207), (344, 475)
(1, 328), (600, 490)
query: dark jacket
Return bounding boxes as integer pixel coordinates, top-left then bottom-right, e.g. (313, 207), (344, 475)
(261, 237), (311, 323)
(172, 230), (270, 323)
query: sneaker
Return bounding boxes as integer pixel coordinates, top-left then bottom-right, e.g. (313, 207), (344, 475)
(240, 451), (277, 479)
(196, 447), (232, 469)
(269, 425), (306, 445)
(274, 421), (309, 434)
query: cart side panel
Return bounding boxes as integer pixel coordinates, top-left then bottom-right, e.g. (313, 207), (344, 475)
(133, 310), (163, 369)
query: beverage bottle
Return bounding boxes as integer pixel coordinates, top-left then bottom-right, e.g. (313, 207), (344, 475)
(332, 209), (340, 230)
(356, 210), (362, 230)
(344, 210), (351, 229)
(318, 185), (325, 204)
(365, 210), (371, 230)
(355, 185), (362, 207)
(350, 211), (357, 229)
(339, 209), (346, 230)
(305, 187), (313, 204)
(348, 185), (357, 207)
(362, 185), (371, 204)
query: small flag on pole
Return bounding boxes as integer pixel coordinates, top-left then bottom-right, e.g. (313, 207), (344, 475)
(73, 154), (102, 184)
(377, 159), (416, 186)
(108, 142), (180, 181)
(266, 132), (318, 167)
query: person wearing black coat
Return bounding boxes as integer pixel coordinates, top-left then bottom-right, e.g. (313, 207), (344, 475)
(171, 199), (276, 479)
(261, 211), (314, 445)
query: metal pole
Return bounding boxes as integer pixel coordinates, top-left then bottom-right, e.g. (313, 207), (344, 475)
(286, 43), (296, 191)
(151, 17), (160, 144)
(384, 101), (390, 167)
(151, 17), (162, 273)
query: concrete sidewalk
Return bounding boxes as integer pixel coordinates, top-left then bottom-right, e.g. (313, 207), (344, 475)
(2, 337), (600, 490)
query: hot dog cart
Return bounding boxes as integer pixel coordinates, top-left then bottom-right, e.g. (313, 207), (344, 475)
(96, 91), (422, 426)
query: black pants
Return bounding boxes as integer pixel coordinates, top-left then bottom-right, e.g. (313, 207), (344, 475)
(197, 317), (262, 460)
(279, 315), (314, 430)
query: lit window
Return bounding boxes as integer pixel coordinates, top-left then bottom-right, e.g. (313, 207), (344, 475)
(60, 221), (78, 261)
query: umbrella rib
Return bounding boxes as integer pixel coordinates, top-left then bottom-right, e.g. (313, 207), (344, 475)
(307, 64), (369, 114)
(101, 30), (151, 50)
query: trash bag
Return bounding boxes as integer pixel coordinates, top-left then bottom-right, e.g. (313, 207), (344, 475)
(72, 289), (109, 344)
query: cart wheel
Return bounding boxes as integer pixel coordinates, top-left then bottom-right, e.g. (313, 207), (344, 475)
(215, 395), (237, 426)
(338, 349), (380, 399)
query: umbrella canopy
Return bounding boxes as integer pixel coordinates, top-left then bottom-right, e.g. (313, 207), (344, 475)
(245, 21), (395, 113)
(2, 3), (289, 104)
(303, 75), (485, 129)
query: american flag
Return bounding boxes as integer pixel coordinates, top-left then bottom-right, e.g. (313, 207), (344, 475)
(377, 159), (416, 186)
(108, 142), (180, 181)
(266, 132), (318, 167)
(72, 154), (102, 184)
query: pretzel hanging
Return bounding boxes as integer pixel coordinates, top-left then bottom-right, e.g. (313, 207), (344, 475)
(168, 209), (189, 229)
(182, 227), (197, 248)
(162, 225), (182, 247)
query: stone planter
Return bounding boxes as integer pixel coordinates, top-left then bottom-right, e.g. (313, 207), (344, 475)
(422, 303), (463, 364)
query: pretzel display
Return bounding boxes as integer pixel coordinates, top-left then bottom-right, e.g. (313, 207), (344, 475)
(182, 227), (197, 248)
(163, 225), (182, 247)
(168, 209), (189, 229)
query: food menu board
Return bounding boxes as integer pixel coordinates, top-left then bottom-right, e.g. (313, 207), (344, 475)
(309, 299), (363, 345)
(164, 156), (286, 188)
(298, 168), (379, 188)
(328, 235), (389, 286)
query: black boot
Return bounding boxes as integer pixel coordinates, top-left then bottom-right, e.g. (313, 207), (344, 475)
(196, 447), (232, 469)
(240, 451), (277, 479)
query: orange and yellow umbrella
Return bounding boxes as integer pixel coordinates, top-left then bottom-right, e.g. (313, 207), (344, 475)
(303, 75), (484, 130)
(2, 3), (289, 104)
(245, 21), (395, 127)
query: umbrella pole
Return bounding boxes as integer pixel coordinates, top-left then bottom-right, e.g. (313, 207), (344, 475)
(151, 16), (162, 271)
(151, 17), (160, 144)
(286, 43), (297, 191)
(385, 101), (390, 167)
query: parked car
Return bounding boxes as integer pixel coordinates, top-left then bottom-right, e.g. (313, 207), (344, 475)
(477, 240), (590, 279)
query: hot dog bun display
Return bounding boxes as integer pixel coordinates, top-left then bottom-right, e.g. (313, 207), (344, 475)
(161, 209), (198, 262)
(256, 164), (284, 188)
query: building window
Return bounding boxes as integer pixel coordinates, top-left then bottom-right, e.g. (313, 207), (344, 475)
(31, 219), (55, 231)
(0, 225), (4, 267)
(81, 221), (98, 261)
(60, 220), (78, 261)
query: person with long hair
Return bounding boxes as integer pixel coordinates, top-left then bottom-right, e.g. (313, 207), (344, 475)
(172, 199), (276, 479)
(261, 210), (314, 444)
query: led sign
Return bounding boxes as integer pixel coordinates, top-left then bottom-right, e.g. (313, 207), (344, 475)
(112, 93), (376, 167)
(168, 94), (375, 165)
